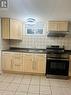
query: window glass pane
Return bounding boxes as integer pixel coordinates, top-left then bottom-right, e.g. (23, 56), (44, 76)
(27, 29), (34, 34)
(35, 29), (43, 34)
(26, 21), (44, 34)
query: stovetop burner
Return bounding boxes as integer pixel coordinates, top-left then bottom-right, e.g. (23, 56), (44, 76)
(46, 45), (65, 54)
(46, 45), (69, 60)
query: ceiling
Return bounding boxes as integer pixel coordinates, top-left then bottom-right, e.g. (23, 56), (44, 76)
(0, 0), (71, 21)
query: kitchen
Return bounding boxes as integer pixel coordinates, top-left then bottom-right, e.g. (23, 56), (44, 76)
(0, 0), (71, 95)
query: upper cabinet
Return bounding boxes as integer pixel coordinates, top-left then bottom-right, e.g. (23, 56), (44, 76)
(1, 18), (23, 40)
(48, 21), (69, 32)
(10, 19), (23, 40)
(1, 18), (10, 39)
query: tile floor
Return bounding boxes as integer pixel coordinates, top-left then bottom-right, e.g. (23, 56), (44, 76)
(0, 74), (71, 95)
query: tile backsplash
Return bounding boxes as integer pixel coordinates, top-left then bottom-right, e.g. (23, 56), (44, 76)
(10, 22), (71, 50)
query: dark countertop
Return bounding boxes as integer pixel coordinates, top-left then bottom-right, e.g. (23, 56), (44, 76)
(64, 50), (71, 55)
(2, 48), (46, 54)
(2, 47), (71, 55)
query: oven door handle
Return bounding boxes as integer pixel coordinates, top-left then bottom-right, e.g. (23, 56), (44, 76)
(47, 58), (69, 61)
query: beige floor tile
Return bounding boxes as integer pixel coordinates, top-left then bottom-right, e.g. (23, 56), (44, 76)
(28, 93), (39, 95)
(0, 77), (4, 82)
(2, 77), (14, 83)
(32, 76), (40, 79)
(15, 92), (27, 95)
(0, 74), (71, 95)
(40, 76), (50, 86)
(51, 86), (64, 95)
(0, 91), (3, 95)
(0, 75), (7, 81)
(30, 79), (40, 86)
(6, 74), (17, 78)
(21, 79), (31, 85)
(6, 83), (19, 91)
(11, 77), (22, 84)
(40, 85), (51, 95)
(2, 91), (15, 95)
(40, 76), (50, 80)
(40, 80), (50, 86)
(14, 75), (24, 79)
(62, 87), (71, 95)
(23, 75), (32, 79)
(28, 85), (39, 94)
(50, 79), (69, 87)
(17, 84), (29, 92)
(40, 93), (52, 95)
(0, 82), (9, 90)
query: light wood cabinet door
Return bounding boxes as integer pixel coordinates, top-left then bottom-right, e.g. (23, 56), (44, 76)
(23, 53), (33, 73)
(57, 21), (68, 31)
(34, 54), (46, 74)
(2, 52), (12, 71)
(1, 18), (23, 40)
(23, 53), (46, 74)
(10, 19), (22, 40)
(48, 21), (68, 32)
(12, 52), (23, 72)
(48, 21), (57, 31)
(69, 55), (71, 76)
(18, 22), (23, 39)
(1, 18), (10, 39)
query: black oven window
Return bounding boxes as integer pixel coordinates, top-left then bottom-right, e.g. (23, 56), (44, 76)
(50, 62), (66, 70)
(46, 59), (69, 76)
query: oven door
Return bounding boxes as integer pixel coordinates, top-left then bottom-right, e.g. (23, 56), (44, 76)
(46, 58), (69, 76)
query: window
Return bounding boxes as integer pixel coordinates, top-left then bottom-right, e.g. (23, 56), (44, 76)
(25, 18), (44, 35)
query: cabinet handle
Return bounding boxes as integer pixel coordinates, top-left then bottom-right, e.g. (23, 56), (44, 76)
(11, 60), (13, 68)
(32, 62), (34, 70)
(32, 62), (36, 70)
(32, 56), (37, 70)
(34, 62), (36, 70)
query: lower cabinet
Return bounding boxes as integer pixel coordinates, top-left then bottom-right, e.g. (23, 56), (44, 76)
(2, 51), (46, 74)
(11, 52), (23, 72)
(2, 52), (12, 71)
(34, 54), (46, 74)
(23, 53), (33, 73)
(23, 53), (46, 74)
(2, 52), (23, 72)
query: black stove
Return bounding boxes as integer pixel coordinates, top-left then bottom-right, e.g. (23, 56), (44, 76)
(46, 46), (69, 79)
(46, 46), (64, 53)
